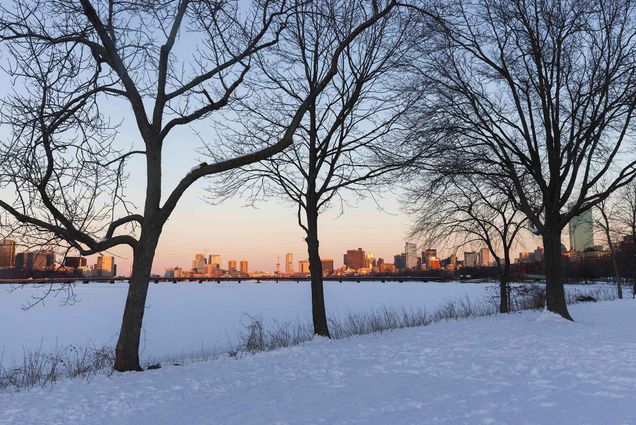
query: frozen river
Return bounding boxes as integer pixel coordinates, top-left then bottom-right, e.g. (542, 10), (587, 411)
(0, 280), (610, 366)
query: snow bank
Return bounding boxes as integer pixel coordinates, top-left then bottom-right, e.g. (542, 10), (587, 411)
(1, 300), (634, 425)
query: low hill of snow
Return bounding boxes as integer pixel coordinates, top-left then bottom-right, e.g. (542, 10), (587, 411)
(2, 299), (634, 425)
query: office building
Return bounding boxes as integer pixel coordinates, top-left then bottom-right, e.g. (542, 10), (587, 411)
(344, 248), (366, 270)
(394, 253), (406, 271)
(321, 259), (334, 275)
(479, 248), (490, 266)
(0, 239), (17, 268)
(405, 242), (418, 270)
(228, 260), (237, 272)
(464, 251), (478, 268)
(285, 253), (293, 274)
(240, 260), (249, 274)
(298, 260), (310, 274)
(63, 257), (87, 269)
(96, 255), (116, 277)
(192, 253), (207, 273)
(209, 254), (221, 269)
(569, 208), (594, 252)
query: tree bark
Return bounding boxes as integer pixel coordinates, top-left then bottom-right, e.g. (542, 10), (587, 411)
(543, 230), (573, 320)
(113, 229), (160, 371)
(498, 255), (511, 313)
(305, 204), (330, 338)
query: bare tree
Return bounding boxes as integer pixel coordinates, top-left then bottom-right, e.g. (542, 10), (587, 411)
(208, 0), (416, 337)
(406, 0), (636, 319)
(594, 196), (623, 298)
(406, 169), (526, 313)
(0, 0), (392, 370)
(615, 181), (636, 296)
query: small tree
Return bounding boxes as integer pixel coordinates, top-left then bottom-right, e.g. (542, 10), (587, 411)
(406, 171), (526, 313)
(209, 0), (417, 337)
(594, 196), (623, 298)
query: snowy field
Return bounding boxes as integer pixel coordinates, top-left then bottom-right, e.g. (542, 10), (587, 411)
(1, 281), (501, 366)
(1, 299), (634, 425)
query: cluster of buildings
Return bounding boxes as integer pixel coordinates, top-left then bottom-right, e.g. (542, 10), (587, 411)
(164, 253), (249, 279)
(337, 245), (492, 275)
(0, 239), (117, 277)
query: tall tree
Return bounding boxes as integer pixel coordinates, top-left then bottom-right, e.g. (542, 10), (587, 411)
(407, 0), (636, 319)
(209, 0), (415, 337)
(0, 0), (392, 370)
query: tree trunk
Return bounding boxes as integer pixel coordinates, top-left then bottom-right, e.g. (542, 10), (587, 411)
(498, 257), (511, 313)
(305, 205), (330, 338)
(113, 230), (160, 371)
(543, 230), (573, 320)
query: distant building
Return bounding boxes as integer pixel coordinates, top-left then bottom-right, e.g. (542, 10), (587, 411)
(209, 254), (221, 270)
(285, 253), (293, 274)
(344, 248), (366, 270)
(228, 260), (237, 272)
(464, 251), (478, 268)
(479, 248), (490, 266)
(63, 256), (87, 269)
(96, 256), (116, 277)
(429, 257), (442, 270)
(164, 267), (184, 278)
(394, 253), (406, 271)
(20, 250), (55, 272)
(298, 260), (310, 274)
(192, 253), (207, 273)
(240, 260), (249, 275)
(405, 242), (418, 270)
(321, 259), (334, 275)
(569, 208), (594, 252)
(0, 239), (17, 268)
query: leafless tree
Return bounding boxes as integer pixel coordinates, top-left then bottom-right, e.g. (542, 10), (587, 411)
(406, 168), (527, 313)
(0, 0), (392, 371)
(208, 0), (417, 337)
(405, 0), (636, 319)
(614, 181), (636, 296)
(594, 196), (623, 298)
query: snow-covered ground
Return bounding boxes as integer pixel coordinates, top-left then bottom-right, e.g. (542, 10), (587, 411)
(1, 300), (634, 425)
(0, 281), (615, 367)
(0, 281), (500, 366)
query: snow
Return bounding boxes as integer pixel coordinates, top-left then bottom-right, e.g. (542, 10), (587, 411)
(0, 281), (498, 366)
(0, 281), (614, 367)
(1, 300), (634, 425)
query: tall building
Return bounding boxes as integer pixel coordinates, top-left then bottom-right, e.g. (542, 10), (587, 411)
(63, 257), (87, 269)
(209, 254), (221, 269)
(321, 259), (334, 275)
(464, 251), (478, 268)
(23, 250), (54, 271)
(285, 253), (293, 274)
(405, 242), (418, 270)
(96, 256), (116, 277)
(344, 248), (366, 270)
(0, 239), (17, 268)
(192, 253), (206, 273)
(298, 260), (310, 274)
(240, 260), (249, 274)
(569, 208), (594, 252)
(365, 252), (374, 269)
(394, 253), (406, 271)
(228, 260), (237, 272)
(479, 248), (490, 266)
